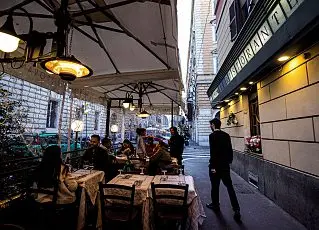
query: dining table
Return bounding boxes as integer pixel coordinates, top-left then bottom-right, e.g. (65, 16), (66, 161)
(71, 169), (105, 230)
(107, 174), (154, 228)
(148, 175), (206, 230)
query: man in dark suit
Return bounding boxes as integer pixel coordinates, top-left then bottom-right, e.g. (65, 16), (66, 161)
(169, 126), (184, 165)
(82, 135), (115, 181)
(206, 118), (241, 221)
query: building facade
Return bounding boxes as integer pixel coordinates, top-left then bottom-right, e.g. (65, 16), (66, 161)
(207, 0), (319, 229)
(186, 0), (218, 146)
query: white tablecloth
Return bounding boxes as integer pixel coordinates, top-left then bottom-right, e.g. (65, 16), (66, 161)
(71, 169), (105, 230)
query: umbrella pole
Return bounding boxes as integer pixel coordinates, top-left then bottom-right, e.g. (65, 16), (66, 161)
(171, 100), (174, 127)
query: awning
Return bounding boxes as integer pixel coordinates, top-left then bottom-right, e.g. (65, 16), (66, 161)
(0, 0), (183, 112)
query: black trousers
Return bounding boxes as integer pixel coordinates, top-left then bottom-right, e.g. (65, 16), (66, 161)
(209, 167), (240, 211)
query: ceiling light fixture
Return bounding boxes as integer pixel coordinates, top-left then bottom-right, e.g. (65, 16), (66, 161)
(129, 103), (136, 111)
(240, 87), (247, 91)
(224, 99), (230, 102)
(0, 15), (20, 53)
(235, 92), (239, 95)
(277, 56), (290, 62)
(137, 109), (150, 118)
(41, 56), (93, 81)
(249, 81), (254, 85)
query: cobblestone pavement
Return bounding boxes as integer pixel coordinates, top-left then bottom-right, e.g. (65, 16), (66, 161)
(182, 145), (306, 230)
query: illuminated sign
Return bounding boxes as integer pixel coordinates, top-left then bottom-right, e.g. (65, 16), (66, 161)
(210, 0), (304, 100)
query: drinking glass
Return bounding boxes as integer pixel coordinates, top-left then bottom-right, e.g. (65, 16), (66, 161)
(161, 169), (167, 181)
(140, 167), (144, 175)
(118, 169), (123, 177)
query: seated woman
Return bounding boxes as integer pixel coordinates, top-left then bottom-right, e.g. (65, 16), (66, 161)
(117, 139), (135, 157)
(32, 145), (78, 205)
(148, 141), (172, 175)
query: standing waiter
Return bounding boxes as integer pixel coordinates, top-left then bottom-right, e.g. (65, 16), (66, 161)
(206, 118), (241, 222)
(169, 126), (184, 165)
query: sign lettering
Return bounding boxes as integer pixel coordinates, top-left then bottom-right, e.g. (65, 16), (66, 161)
(209, 0), (303, 100)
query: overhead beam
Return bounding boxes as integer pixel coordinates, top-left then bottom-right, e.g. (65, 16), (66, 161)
(0, 0), (35, 16)
(72, 0), (139, 17)
(73, 20), (125, 34)
(0, 11), (54, 18)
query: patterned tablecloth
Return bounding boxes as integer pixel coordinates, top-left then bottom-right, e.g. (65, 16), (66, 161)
(71, 169), (105, 230)
(107, 174), (154, 205)
(146, 175), (206, 230)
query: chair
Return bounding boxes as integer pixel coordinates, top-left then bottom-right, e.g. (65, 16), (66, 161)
(99, 182), (139, 229)
(151, 182), (189, 230)
(26, 183), (76, 230)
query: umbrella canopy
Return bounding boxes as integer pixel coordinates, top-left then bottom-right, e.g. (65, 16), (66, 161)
(0, 0), (183, 112)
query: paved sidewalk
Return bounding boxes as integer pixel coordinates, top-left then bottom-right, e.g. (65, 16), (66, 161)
(183, 145), (307, 230)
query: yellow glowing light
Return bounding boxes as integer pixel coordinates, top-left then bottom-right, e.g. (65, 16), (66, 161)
(240, 87), (247, 91)
(41, 56), (92, 81)
(137, 110), (150, 118)
(122, 102), (130, 109)
(0, 32), (20, 53)
(235, 92), (239, 95)
(224, 99), (230, 102)
(249, 81), (254, 85)
(130, 104), (136, 111)
(277, 56), (290, 62)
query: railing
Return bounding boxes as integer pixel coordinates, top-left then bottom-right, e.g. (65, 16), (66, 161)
(0, 149), (86, 208)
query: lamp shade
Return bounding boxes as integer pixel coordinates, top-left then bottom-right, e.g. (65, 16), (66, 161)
(137, 110), (150, 119)
(0, 15), (20, 53)
(129, 103), (136, 111)
(41, 56), (93, 81)
(71, 120), (84, 132)
(122, 101), (130, 109)
(110, 124), (119, 133)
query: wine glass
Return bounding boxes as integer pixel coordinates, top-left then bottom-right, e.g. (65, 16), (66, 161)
(118, 169), (123, 177)
(161, 169), (167, 181)
(140, 167), (144, 175)
(88, 163), (94, 174)
(83, 160), (90, 170)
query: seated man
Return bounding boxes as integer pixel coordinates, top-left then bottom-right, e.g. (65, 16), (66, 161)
(82, 135), (115, 180)
(148, 141), (172, 175)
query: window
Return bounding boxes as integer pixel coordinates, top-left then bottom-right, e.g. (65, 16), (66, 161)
(94, 111), (99, 130)
(248, 85), (260, 136)
(46, 100), (58, 128)
(229, 1), (238, 40)
(75, 107), (83, 120)
(229, 0), (255, 41)
(213, 54), (218, 74)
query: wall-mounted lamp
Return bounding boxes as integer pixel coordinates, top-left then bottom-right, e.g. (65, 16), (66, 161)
(277, 55), (290, 62)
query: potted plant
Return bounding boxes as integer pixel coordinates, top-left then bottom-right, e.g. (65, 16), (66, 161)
(245, 136), (262, 154)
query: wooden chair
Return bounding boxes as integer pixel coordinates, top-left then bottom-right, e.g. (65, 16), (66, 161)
(99, 182), (139, 229)
(151, 182), (189, 230)
(25, 184), (60, 230)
